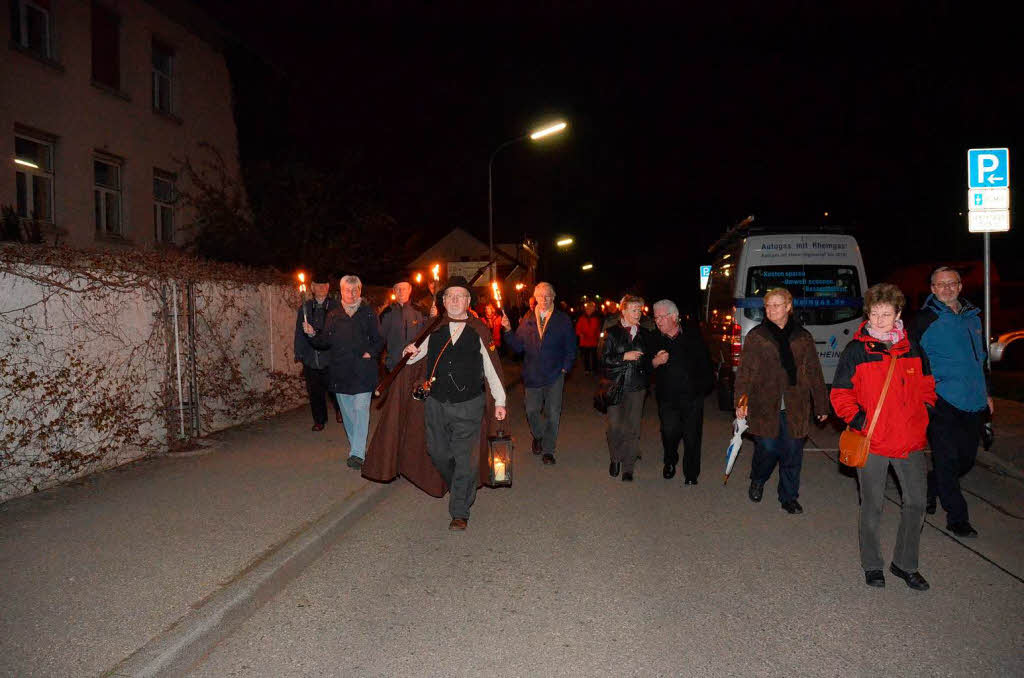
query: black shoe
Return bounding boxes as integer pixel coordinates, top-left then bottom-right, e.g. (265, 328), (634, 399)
(609, 462), (620, 477)
(865, 570), (885, 588)
(947, 521), (978, 538)
(346, 455), (363, 469)
(889, 563), (930, 591)
(748, 481), (764, 503)
(622, 471), (633, 482)
(926, 496), (937, 515)
(663, 464), (676, 479)
(684, 478), (698, 486)
(532, 438), (542, 455)
(781, 500), (803, 514)
(312, 423), (325, 431)
(542, 453), (556, 465)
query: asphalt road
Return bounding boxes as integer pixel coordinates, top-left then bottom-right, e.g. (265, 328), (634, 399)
(190, 368), (1024, 677)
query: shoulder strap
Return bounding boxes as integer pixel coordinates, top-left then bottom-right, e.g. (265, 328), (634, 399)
(865, 355), (899, 442)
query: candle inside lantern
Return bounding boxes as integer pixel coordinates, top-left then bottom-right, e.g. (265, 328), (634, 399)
(493, 459), (507, 482)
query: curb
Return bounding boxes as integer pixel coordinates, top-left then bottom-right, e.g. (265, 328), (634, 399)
(103, 480), (394, 678)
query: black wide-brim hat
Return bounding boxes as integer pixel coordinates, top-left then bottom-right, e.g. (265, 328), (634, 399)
(437, 275), (476, 309)
(310, 268), (331, 285)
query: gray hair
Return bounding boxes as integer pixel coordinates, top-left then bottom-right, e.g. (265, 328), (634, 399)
(930, 266), (961, 285)
(534, 281), (555, 297)
(340, 275), (362, 289)
(653, 299), (679, 318)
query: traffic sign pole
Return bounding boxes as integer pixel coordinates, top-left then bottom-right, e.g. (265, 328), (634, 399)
(967, 147), (1011, 366)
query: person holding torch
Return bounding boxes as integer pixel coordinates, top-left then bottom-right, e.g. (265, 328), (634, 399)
(293, 270), (342, 431)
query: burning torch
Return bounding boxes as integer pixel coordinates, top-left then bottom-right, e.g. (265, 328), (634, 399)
(297, 272), (309, 323)
(491, 280), (502, 309)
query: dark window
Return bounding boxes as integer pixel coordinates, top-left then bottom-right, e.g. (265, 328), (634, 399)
(152, 40), (174, 113)
(91, 2), (120, 89)
(10, 0), (52, 58)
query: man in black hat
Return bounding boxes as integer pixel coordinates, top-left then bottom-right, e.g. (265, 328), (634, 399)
(293, 270), (342, 431)
(379, 279), (425, 372)
(402, 276), (507, 531)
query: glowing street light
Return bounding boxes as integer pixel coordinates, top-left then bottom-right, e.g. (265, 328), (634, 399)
(14, 158), (39, 169)
(581, 263), (594, 271)
(530, 121), (568, 140)
(489, 119), (569, 279)
(556, 237), (574, 247)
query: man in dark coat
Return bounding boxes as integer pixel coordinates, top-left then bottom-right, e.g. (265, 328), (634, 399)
(379, 279), (425, 371)
(650, 299), (714, 484)
(293, 271), (342, 431)
(500, 281), (576, 465)
(398, 276), (507, 531)
(304, 274), (384, 469)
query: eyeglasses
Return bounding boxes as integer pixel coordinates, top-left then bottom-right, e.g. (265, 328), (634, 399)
(933, 281), (961, 290)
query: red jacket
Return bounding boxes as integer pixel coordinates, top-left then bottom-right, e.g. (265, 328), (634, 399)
(575, 314), (602, 348)
(830, 322), (936, 459)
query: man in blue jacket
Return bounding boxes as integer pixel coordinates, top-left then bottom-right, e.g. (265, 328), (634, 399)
(501, 282), (577, 465)
(911, 266), (993, 538)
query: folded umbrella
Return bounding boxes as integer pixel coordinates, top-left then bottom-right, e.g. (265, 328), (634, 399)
(723, 416), (748, 484)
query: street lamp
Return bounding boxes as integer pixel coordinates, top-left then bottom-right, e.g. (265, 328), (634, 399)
(581, 263), (594, 271)
(556, 237), (574, 247)
(489, 119), (568, 281)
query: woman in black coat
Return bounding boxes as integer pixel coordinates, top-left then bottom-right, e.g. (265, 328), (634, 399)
(600, 294), (653, 482)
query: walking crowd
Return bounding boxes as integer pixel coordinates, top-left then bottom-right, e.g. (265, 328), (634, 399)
(294, 267), (992, 590)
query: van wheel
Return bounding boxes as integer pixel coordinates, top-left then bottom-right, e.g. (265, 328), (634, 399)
(717, 382), (734, 412)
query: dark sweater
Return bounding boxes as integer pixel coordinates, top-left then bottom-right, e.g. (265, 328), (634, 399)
(650, 323), (713, 403)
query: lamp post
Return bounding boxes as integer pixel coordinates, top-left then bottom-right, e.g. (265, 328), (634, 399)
(488, 120), (568, 282)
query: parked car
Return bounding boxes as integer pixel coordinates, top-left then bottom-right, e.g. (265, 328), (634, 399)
(991, 329), (1024, 368)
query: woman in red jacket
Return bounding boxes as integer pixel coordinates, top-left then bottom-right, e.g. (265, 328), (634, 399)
(831, 283), (936, 591)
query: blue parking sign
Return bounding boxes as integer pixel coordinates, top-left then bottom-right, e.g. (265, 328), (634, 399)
(968, 148), (1009, 188)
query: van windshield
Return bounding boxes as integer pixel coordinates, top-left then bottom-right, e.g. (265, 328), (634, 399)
(743, 265), (862, 325)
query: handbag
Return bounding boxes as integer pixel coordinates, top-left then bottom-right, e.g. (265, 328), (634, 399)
(839, 356), (897, 468)
(593, 373), (625, 414)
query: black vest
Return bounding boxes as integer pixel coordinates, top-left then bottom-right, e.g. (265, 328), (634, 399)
(425, 323), (485, 403)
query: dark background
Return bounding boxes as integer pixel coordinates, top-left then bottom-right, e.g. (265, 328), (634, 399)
(204, 1), (1022, 313)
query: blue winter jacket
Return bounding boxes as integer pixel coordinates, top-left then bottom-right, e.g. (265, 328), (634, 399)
(910, 294), (988, 412)
(503, 309), (577, 388)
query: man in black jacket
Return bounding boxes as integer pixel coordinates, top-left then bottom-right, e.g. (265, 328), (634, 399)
(650, 299), (713, 484)
(293, 271), (342, 431)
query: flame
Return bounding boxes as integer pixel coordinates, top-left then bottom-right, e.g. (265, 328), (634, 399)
(297, 272), (306, 283)
(491, 281), (502, 308)
(515, 283), (525, 291)
(299, 284), (306, 293)
(414, 272), (423, 284)
(431, 264), (440, 281)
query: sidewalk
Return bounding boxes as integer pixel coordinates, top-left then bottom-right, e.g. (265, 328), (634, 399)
(0, 406), (390, 678)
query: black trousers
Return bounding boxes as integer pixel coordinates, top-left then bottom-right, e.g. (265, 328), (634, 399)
(658, 397), (704, 480)
(927, 396), (982, 526)
(303, 365), (340, 426)
(425, 394), (485, 520)
(580, 346), (598, 373)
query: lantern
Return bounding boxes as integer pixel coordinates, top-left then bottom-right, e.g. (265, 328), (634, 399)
(487, 428), (514, 487)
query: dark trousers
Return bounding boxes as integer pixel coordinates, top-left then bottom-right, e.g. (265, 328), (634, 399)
(857, 451), (927, 572)
(658, 397), (704, 480)
(524, 374), (564, 455)
(750, 410), (805, 503)
(580, 346), (598, 373)
(607, 389), (646, 473)
(425, 394), (485, 520)
(927, 397), (982, 526)
(303, 365), (340, 426)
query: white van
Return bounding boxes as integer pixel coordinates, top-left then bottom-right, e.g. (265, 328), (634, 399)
(701, 227), (868, 410)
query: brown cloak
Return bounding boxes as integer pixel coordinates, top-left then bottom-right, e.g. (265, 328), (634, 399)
(361, 315), (507, 496)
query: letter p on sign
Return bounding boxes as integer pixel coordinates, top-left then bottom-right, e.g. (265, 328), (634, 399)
(968, 148), (1009, 188)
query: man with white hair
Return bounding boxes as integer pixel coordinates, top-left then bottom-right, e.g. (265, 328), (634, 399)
(651, 299), (713, 484)
(501, 281), (577, 465)
(305, 274), (384, 470)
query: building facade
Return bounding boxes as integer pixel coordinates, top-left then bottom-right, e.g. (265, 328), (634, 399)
(1, 0), (243, 248)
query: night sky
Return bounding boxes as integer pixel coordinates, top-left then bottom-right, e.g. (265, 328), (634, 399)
(206, 1), (1022, 311)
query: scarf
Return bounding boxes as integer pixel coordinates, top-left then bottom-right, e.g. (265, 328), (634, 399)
(865, 318), (906, 345)
(342, 298), (362, 316)
(763, 318), (797, 386)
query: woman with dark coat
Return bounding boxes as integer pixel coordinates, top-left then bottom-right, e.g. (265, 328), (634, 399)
(734, 287), (829, 514)
(600, 294), (653, 482)
(831, 283), (936, 590)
